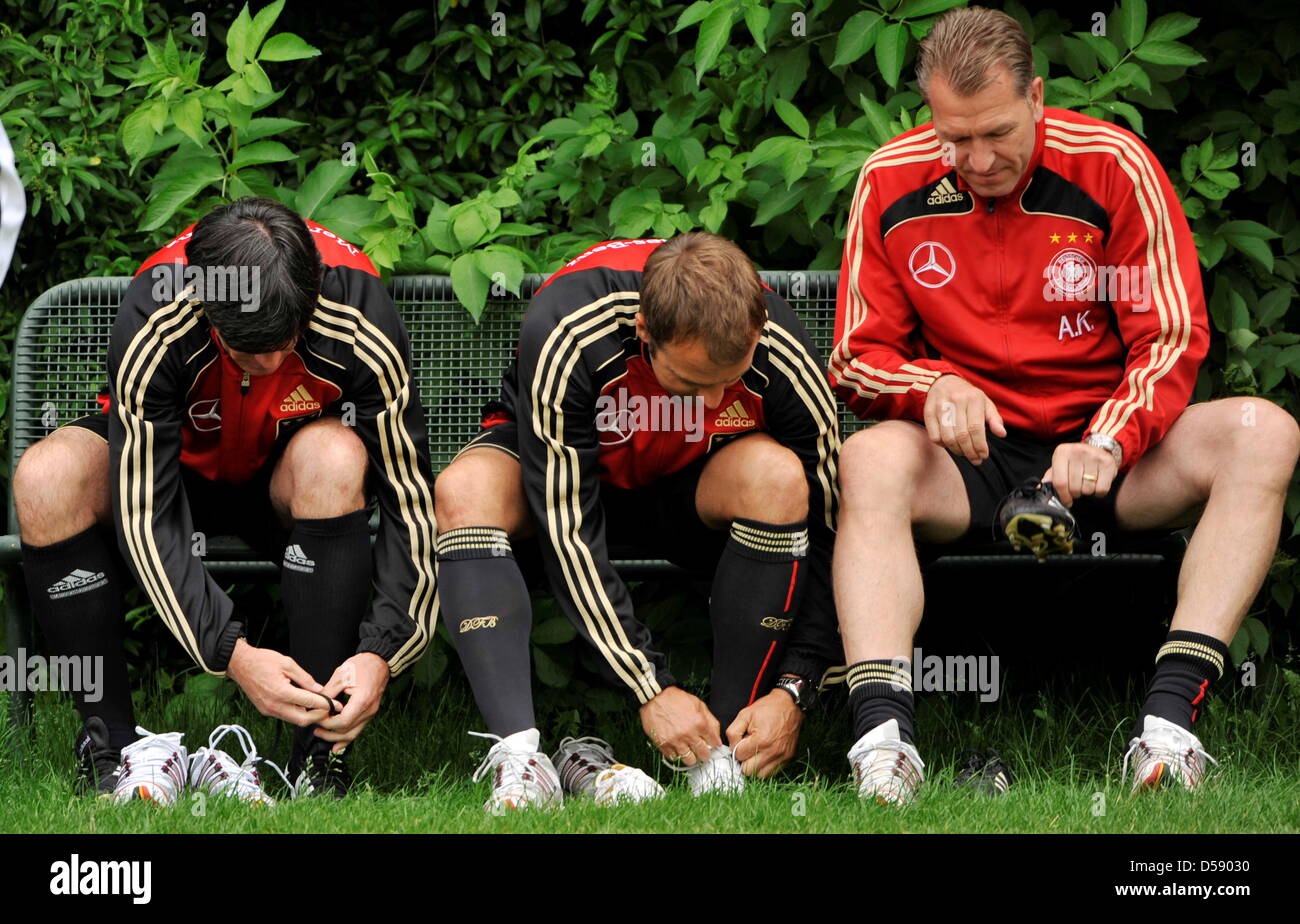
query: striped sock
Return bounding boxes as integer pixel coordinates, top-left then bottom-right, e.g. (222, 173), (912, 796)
(847, 659), (915, 744)
(1134, 630), (1229, 736)
(436, 526), (536, 737)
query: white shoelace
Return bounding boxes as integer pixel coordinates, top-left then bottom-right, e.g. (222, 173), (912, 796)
(189, 724), (293, 804)
(851, 738), (924, 801)
(469, 731), (560, 809)
(1121, 733), (1218, 788)
(663, 745), (744, 795)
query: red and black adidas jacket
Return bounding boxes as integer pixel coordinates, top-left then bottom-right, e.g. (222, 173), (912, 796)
(491, 239), (843, 703)
(107, 221), (438, 676)
(831, 107), (1209, 470)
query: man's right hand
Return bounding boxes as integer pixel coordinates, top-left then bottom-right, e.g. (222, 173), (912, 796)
(639, 686), (722, 767)
(923, 373), (1007, 464)
(226, 638), (340, 727)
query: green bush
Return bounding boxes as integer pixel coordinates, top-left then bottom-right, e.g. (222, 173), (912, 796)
(2, 0), (1298, 684)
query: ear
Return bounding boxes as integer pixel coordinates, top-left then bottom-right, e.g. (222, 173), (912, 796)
(1029, 75), (1044, 121)
(634, 311), (650, 344)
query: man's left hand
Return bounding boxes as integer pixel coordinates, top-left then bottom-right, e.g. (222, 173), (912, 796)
(726, 689), (804, 779)
(1043, 441), (1118, 507)
(314, 653), (391, 752)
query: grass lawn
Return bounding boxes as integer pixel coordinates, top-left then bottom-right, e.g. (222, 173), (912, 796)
(3, 667), (1298, 834)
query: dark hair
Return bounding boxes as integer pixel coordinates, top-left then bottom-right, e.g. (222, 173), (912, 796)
(186, 197), (321, 353)
(640, 232), (767, 365)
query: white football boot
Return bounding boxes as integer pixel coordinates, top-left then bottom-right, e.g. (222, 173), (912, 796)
(112, 727), (188, 806)
(685, 745), (745, 796)
(847, 719), (925, 805)
(552, 736), (664, 806)
(189, 724), (290, 806)
(470, 729), (563, 815)
(1122, 715), (1218, 792)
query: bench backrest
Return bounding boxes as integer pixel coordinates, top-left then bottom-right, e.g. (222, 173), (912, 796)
(7, 272), (862, 533)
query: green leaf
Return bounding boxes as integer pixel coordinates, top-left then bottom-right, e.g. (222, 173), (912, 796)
(1133, 41), (1205, 67)
(231, 139), (294, 169)
(120, 106), (156, 164)
(477, 247), (525, 299)
(1228, 625), (1248, 667)
(140, 151), (223, 231)
(749, 136), (801, 169)
(452, 205), (491, 250)
(1081, 32), (1120, 69)
(859, 94), (893, 145)
(240, 117), (308, 144)
(1224, 234), (1274, 272)
(1143, 13), (1198, 43)
(694, 4), (735, 83)
(875, 23), (908, 89)
(895, 0), (964, 16)
(1203, 169), (1241, 190)
(311, 195), (375, 241)
(532, 645), (570, 688)
(743, 4), (770, 52)
(294, 159), (356, 218)
(774, 99), (809, 139)
(832, 11), (883, 68)
(1228, 328), (1259, 351)
(1256, 288), (1293, 327)
(258, 32), (322, 62)
(1244, 617), (1270, 656)
(1118, 0), (1148, 49)
(1218, 220), (1279, 240)
(1100, 100), (1144, 135)
(172, 96), (206, 147)
(1197, 136), (1215, 171)
(247, 0), (285, 59)
(450, 252), (490, 320)
(672, 0), (712, 33)
(226, 3), (254, 71)
(531, 617), (577, 646)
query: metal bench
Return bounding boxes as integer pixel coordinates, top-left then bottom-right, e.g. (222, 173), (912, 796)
(1, 271), (1183, 724)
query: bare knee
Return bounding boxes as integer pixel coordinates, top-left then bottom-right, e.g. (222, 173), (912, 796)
(434, 449), (529, 534)
(13, 429), (110, 545)
(277, 419), (368, 518)
(1221, 398), (1300, 489)
(729, 441), (809, 522)
(838, 422), (930, 513)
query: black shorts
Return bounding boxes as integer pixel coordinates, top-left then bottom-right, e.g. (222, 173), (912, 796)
(65, 412), (291, 562)
(941, 423), (1124, 543)
(455, 420), (727, 574)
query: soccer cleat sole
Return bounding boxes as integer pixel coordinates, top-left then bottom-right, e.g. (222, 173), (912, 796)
(1004, 513), (1074, 559)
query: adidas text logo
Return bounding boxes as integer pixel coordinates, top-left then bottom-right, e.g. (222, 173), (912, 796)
(715, 399), (756, 429)
(47, 568), (107, 600)
(760, 616), (792, 631)
(280, 385), (321, 413)
(459, 615), (499, 633)
(927, 176), (965, 206)
(282, 544), (316, 573)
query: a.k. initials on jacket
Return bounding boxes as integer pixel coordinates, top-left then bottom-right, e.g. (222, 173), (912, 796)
(831, 106), (1209, 471)
(107, 220), (438, 676)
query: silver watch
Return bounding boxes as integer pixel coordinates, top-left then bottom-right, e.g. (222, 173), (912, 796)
(1084, 433), (1123, 466)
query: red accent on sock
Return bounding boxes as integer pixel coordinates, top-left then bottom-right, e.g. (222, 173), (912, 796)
(1191, 708), (1198, 723)
(1191, 679), (1209, 707)
(782, 561), (799, 613)
(748, 641), (778, 707)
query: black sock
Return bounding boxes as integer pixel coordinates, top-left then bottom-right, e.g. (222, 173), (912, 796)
(436, 527), (535, 737)
(847, 659), (915, 744)
(1134, 630), (1229, 736)
(280, 510), (372, 758)
(706, 518), (808, 732)
(21, 524), (136, 749)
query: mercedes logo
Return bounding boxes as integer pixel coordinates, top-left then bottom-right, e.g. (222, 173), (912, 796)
(908, 241), (957, 289)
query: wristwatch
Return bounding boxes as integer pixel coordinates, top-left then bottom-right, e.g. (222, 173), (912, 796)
(774, 674), (817, 712)
(1084, 433), (1123, 467)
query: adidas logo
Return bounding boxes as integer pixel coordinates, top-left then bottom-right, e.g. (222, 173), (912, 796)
(47, 568), (107, 599)
(715, 399), (757, 429)
(282, 544), (316, 573)
(279, 385), (321, 413)
(926, 176), (965, 206)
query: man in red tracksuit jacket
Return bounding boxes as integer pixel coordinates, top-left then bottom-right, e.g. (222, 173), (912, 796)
(13, 198), (438, 801)
(830, 7), (1299, 803)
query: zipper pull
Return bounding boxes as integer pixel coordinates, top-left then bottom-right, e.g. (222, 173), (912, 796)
(240, 372), (250, 395)
(986, 196), (995, 214)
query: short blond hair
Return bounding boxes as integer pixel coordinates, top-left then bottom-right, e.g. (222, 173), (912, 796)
(916, 6), (1034, 99)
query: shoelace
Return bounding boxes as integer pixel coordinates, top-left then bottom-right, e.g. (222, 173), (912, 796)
(116, 726), (187, 801)
(191, 724), (294, 802)
(469, 731), (557, 800)
(1121, 734), (1219, 787)
(665, 745), (743, 794)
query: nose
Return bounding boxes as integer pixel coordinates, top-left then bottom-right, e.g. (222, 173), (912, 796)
(968, 141), (996, 175)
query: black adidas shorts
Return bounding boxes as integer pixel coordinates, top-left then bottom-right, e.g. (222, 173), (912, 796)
(65, 412), (291, 562)
(454, 420), (728, 574)
(940, 423), (1124, 543)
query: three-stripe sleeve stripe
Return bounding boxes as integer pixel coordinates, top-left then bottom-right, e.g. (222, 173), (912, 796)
(311, 298), (438, 675)
(529, 293), (662, 703)
(114, 299), (213, 672)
